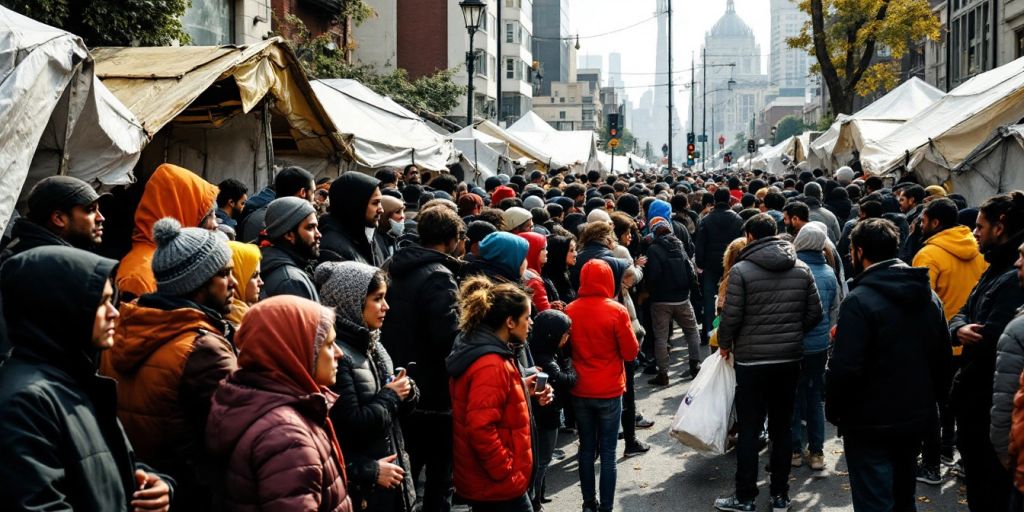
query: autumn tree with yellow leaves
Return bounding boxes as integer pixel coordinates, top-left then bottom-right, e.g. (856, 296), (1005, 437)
(788, 0), (940, 116)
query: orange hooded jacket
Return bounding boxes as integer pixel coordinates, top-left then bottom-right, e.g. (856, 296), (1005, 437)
(115, 164), (218, 299)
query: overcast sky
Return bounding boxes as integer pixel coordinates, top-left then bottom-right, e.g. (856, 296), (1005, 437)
(567, 0), (772, 127)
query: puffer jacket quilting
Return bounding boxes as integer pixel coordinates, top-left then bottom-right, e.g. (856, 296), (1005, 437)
(992, 311), (1024, 466)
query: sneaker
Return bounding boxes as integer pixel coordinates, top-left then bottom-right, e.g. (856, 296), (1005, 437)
(647, 372), (670, 386)
(713, 496), (755, 512)
(624, 439), (650, 456)
(808, 452), (825, 471)
(916, 464), (943, 485)
(635, 415), (655, 429)
(770, 494), (792, 511)
(688, 360), (702, 378)
(582, 500), (600, 512)
(791, 451), (803, 467)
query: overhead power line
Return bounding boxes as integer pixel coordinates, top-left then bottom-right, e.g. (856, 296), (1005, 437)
(532, 11), (666, 42)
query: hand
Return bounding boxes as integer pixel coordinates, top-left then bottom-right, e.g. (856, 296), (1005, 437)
(385, 376), (412, 400)
(132, 470), (170, 512)
(376, 455), (405, 489)
(957, 324), (985, 346)
(719, 348), (730, 360)
(550, 300), (566, 311)
(635, 255), (648, 267)
(537, 384), (555, 406)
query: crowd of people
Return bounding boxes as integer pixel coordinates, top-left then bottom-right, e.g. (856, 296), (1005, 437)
(0, 159), (1022, 512)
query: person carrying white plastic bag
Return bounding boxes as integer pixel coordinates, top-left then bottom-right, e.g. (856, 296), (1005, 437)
(671, 351), (735, 455)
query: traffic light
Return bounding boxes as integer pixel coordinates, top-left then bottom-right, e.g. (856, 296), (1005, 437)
(724, 152), (732, 164)
(687, 132), (695, 145)
(608, 113), (620, 141)
(747, 139), (756, 153)
(686, 142), (695, 162)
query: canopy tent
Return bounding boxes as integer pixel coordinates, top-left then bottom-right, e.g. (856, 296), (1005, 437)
(744, 136), (799, 175)
(92, 38), (347, 189)
(859, 56), (1024, 183)
(0, 6), (146, 232)
(951, 124), (1024, 206)
(809, 114), (848, 171)
(831, 78), (945, 168)
(507, 112), (600, 173)
(797, 131), (823, 170)
(474, 119), (563, 170)
(311, 79), (454, 172)
(452, 125), (514, 186)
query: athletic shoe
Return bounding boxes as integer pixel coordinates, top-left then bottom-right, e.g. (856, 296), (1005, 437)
(770, 494), (792, 511)
(916, 464), (943, 485)
(791, 451), (803, 467)
(713, 496), (756, 512)
(648, 372), (669, 386)
(808, 452), (825, 471)
(635, 415), (655, 429)
(624, 439), (650, 456)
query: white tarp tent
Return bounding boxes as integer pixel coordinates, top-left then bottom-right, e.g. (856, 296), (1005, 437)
(951, 124), (1024, 206)
(0, 6), (146, 232)
(452, 125), (514, 186)
(312, 79), (453, 172)
(474, 119), (563, 170)
(746, 137), (798, 175)
(597, 151), (643, 175)
(507, 112), (600, 172)
(860, 56), (1024, 182)
(809, 114), (848, 171)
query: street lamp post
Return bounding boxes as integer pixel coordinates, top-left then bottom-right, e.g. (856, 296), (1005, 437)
(460, 0), (487, 128)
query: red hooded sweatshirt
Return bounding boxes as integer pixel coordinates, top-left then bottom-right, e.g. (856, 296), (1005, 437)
(565, 259), (639, 399)
(518, 232), (551, 312)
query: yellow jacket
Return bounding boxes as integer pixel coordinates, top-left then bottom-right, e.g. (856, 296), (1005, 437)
(913, 225), (988, 322)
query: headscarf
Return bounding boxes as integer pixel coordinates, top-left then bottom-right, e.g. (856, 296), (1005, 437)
(517, 231), (547, 274)
(228, 241), (262, 302)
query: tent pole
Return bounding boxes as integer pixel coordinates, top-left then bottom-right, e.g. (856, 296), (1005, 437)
(263, 102), (274, 184)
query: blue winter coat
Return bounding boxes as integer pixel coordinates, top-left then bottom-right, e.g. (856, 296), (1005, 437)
(797, 250), (839, 354)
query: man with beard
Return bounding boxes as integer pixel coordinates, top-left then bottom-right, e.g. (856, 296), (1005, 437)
(101, 217), (238, 509)
(319, 172), (387, 266)
(259, 197), (321, 301)
(403, 164), (422, 186)
(380, 206), (465, 512)
(1, 176), (107, 262)
(214, 179), (248, 229)
(948, 191), (1024, 511)
(898, 184), (927, 263)
(827, 218), (951, 512)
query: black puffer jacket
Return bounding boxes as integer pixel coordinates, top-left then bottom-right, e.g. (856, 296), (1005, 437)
(695, 204), (743, 274)
(0, 246), (174, 509)
(825, 259), (951, 436)
(645, 232), (694, 303)
(331, 317), (418, 512)
(0, 218), (72, 264)
(379, 245), (462, 412)
(950, 231), (1024, 416)
(259, 243), (319, 301)
(528, 310), (577, 430)
(992, 310), (1024, 465)
(717, 237), (823, 364)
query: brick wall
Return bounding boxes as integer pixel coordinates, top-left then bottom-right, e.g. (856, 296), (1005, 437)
(397, 0), (448, 78)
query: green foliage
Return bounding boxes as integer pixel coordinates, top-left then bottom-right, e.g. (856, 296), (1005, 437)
(815, 113), (836, 131)
(279, 15), (465, 116)
(774, 116), (806, 142)
(726, 132), (748, 156)
(1, 0), (190, 46)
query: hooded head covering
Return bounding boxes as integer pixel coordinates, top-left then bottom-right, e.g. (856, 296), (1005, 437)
(328, 172), (381, 235)
(517, 231), (547, 273)
(117, 164), (218, 298)
(479, 232), (529, 278)
(616, 194), (641, 218)
(529, 309), (571, 357)
(228, 241), (261, 301)
(794, 221), (828, 252)
(314, 261), (379, 327)
(2, 246), (117, 376)
(647, 199), (672, 223)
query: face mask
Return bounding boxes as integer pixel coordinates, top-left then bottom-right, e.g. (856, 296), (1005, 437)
(365, 226), (376, 243)
(389, 218), (405, 237)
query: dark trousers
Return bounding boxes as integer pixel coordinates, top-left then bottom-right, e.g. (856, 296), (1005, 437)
(403, 412), (454, 512)
(844, 433), (920, 512)
(638, 301), (656, 361)
(734, 361), (800, 502)
(701, 268), (723, 340)
(955, 404), (1012, 512)
(469, 494), (533, 512)
(621, 359), (637, 443)
(531, 428), (558, 503)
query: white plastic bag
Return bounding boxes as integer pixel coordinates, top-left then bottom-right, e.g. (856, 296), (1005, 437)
(670, 352), (736, 455)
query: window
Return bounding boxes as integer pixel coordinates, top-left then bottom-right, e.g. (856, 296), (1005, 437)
(1017, 28), (1024, 59)
(182, 0), (234, 45)
(506, 23), (514, 43)
(507, 58), (515, 79)
(559, 111), (566, 119)
(559, 97), (565, 103)
(951, 0), (993, 85)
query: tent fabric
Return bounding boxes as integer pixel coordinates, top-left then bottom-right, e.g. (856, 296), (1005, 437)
(506, 114), (599, 172)
(0, 6), (146, 233)
(92, 38), (345, 159)
(508, 111), (558, 134)
(952, 124), (1024, 206)
(746, 137), (798, 175)
(474, 120), (562, 170)
(452, 126), (513, 185)
(311, 79), (454, 171)
(859, 56), (1024, 180)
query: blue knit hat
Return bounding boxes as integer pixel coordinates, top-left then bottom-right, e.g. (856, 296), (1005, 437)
(479, 231), (529, 277)
(152, 217), (232, 296)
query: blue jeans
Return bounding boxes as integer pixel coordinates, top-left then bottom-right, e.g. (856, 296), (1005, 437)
(792, 351), (826, 454)
(574, 396), (622, 511)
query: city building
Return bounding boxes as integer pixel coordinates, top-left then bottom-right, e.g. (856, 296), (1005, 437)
(531, 0), (571, 96)
(769, 0), (809, 91)
(532, 80), (603, 131)
(578, 54), (603, 73)
(187, 0), (271, 45)
(352, 0), (398, 72)
(500, 0), (535, 125)
(924, 0), (948, 90)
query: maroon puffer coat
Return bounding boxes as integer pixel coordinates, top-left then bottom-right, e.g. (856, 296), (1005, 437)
(207, 373), (353, 512)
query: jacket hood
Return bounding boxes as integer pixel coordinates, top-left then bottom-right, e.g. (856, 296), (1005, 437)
(543, 236), (572, 278)
(738, 237), (797, 272)
(2, 246), (116, 375)
(107, 294), (224, 374)
(518, 231), (547, 274)
(328, 172), (380, 238)
(6, 218), (72, 253)
(228, 241), (262, 303)
(334, 315), (374, 353)
(479, 232), (529, 279)
(985, 228), (1024, 268)
(446, 327), (515, 378)
(132, 164), (218, 246)
(388, 245), (462, 278)
(578, 258), (622, 299)
(528, 309), (571, 357)
(851, 259), (934, 310)
(647, 199), (672, 225)
(923, 225), (981, 262)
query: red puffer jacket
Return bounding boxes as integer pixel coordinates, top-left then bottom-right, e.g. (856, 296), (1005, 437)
(565, 258), (639, 399)
(447, 329), (533, 502)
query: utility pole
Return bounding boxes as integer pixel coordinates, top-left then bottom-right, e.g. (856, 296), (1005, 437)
(667, 0), (673, 170)
(711, 103), (715, 170)
(690, 53), (695, 139)
(702, 46), (706, 172)
(496, 1), (502, 124)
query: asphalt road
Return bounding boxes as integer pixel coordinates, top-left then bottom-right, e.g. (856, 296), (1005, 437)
(539, 344), (969, 512)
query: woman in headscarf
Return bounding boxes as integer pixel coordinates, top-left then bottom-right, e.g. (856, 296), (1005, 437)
(225, 241), (263, 328)
(316, 261), (418, 512)
(543, 235), (577, 305)
(205, 296), (352, 511)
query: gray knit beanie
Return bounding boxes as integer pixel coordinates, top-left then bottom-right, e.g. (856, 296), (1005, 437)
(265, 197), (316, 239)
(314, 261), (379, 326)
(152, 217), (232, 296)
(804, 182), (823, 200)
(794, 221), (828, 253)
